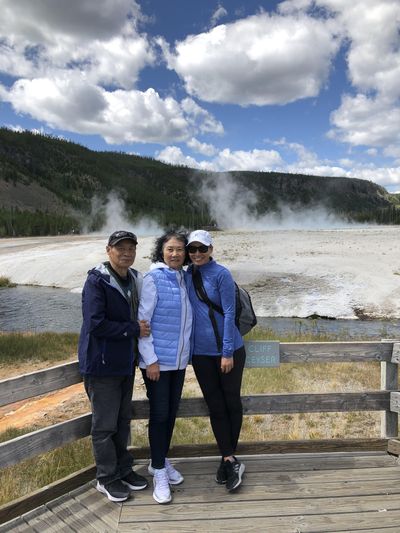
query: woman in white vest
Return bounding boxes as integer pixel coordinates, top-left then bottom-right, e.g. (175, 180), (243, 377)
(138, 230), (192, 504)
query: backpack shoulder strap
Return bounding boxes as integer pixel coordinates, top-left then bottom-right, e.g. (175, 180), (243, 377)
(192, 268), (223, 352)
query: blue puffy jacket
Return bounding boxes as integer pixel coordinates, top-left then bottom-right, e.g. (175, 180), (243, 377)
(187, 259), (243, 357)
(78, 263), (142, 376)
(138, 262), (192, 371)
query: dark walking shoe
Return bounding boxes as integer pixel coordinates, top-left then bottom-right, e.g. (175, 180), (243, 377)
(121, 470), (148, 491)
(215, 458), (227, 484)
(225, 457), (245, 491)
(96, 479), (130, 502)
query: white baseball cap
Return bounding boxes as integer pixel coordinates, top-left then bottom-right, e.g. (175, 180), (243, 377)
(187, 230), (213, 246)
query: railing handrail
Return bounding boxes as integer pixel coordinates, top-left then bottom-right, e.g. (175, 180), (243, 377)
(0, 340), (393, 408)
(0, 340), (398, 471)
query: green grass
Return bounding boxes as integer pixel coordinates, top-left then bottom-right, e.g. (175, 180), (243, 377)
(0, 332), (79, 365)
(0, 431), (93, 506)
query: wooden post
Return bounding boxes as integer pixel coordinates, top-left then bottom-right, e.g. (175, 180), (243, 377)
(380, 341), (400, 438)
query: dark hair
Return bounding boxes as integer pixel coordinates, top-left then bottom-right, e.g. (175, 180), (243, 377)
(151, 230), (189, 265)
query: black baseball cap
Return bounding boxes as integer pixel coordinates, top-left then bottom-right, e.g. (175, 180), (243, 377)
(108, 230), (138, 246)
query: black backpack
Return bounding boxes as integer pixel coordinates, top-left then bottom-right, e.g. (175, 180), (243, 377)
(192, 268), (257, 351)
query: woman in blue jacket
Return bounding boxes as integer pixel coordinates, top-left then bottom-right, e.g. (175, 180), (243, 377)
(138, 230), (192, 504)
(186, 230), (246, 492)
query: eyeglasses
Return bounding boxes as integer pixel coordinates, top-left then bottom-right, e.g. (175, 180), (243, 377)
(187, 244), (209, 254)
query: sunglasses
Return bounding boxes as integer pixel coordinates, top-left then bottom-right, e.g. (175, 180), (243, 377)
(187, 244), (209, 254)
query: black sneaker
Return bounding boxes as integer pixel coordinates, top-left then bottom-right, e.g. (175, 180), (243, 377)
(215, 458), (227, 484)
(121, 470), (148, 491)
(96, 479), (130, 502)
(225, 457), (245, 492)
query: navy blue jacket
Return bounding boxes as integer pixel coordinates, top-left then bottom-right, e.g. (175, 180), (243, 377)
(78, 263), (142, 376)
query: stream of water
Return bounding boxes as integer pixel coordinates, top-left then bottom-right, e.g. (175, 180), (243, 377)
(1, 285), (399, 340)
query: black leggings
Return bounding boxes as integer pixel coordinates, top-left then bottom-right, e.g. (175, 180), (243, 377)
(192, 346), (246, 457)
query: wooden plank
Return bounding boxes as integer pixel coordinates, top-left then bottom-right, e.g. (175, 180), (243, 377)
(335, 525), (399, 533)
(0, 341), (392, 409)
(390, 391), (400, 413)
(71, 485), (120, 531)
(0, 464), (95, 525)
(173, 391), (390, 419)
(129, 478), (400, 504)
(1, 389), (389, 470)
(46, 495), (109, 532)
(116, 517), (299, 533)
(115, 511), (400, 533)
(0, 414), (92, 469)
(23, 505), (75, 532)
(131, 438), (389, 461)
(158, 454), (397, 478)
(381, 361), (399, 437)
(165, 470), (400, 490)
(119, 493), (400, 521)
(279, 341), (393, 363)
(158, 467), (400, 489)
(0, 516), (32, 532)
(390, 342), (400, 363)
(0, 362), (81, 407)
(240, 391), (390, 414)
(388, 438), (400, 456)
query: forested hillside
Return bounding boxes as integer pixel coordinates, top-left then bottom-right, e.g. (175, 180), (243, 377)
(0, 128), (399, 236)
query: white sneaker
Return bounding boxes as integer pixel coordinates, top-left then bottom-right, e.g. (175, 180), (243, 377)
(153, 468), (172, 504)
(148, 458), (184, 485)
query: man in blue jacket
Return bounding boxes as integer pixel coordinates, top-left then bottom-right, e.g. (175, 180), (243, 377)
(78, 230), (151, 502)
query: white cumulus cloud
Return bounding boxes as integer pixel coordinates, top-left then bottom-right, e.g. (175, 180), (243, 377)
(162, 11), (340, 105)
(328, 94), (400, 147)
(0, 0), (154, 88)
(0, 77), (221, 144)
(187, 138), (217, 156)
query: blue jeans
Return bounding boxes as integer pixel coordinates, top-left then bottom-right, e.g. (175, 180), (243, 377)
(84, 374), (134, 484)
(141, 369), (186, 469)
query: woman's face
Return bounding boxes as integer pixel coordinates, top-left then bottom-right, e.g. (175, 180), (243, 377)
(162, 237), (186, 270)
(188, 241), (213, 267)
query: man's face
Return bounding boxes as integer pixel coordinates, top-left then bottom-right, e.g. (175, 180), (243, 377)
(106, 239), (137, 271)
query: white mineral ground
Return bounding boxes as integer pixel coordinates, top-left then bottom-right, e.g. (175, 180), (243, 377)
(0, 226), (400, 319)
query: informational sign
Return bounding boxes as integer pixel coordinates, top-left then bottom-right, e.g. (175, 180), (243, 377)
(244, 340), (280, 368)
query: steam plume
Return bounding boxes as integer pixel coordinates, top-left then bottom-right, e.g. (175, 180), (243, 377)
(199, 173), (357, 230)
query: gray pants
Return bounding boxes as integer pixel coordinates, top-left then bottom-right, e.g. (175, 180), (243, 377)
(84, 374), (134, 484)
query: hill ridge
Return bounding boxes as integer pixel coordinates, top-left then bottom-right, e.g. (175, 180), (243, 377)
(0, 128), (399, 236)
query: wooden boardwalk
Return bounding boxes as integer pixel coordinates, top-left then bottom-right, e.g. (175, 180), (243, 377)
(2, 451), (400, 532)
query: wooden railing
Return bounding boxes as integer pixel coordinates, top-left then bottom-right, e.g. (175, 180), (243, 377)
(1, 340), (399, 471)
(1, 339), (400, 523)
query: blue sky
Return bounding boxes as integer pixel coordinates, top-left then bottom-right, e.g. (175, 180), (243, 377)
(1, 0), (400, 190)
